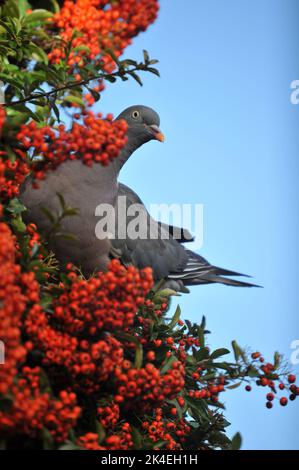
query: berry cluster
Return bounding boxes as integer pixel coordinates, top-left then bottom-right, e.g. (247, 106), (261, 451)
(245, 352), (299, 409)
(17, 112), (128, 182)
(114, 361), (185, 411)
(0, 108), (30, 201)
(0, 366), (81, 442)
(52, 260), (153, 335)
(48, 0), (159, 72)
(97, 401), (120, 428)
(0, 223), (28, 395)
(0, 149), (29, 201)
(188, 376), (226, 403)
(25, 260), (153, 393)
(142, 408), (191, 450)
(77, 428), (133, 450)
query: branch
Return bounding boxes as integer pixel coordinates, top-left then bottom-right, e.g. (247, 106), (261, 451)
(3, 65), (148, 107)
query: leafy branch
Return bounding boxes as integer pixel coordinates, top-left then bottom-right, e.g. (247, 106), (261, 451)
(2, 50), (160, 108)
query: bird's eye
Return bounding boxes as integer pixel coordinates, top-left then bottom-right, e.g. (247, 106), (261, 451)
(132, 110), (140, 119)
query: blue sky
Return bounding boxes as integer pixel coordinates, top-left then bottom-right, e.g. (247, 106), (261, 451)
(96, 0), (299, 449)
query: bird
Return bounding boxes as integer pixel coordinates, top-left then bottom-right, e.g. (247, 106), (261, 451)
(20, 105), (258, 291)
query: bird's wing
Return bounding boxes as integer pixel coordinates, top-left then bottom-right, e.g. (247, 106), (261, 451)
(111, 183), (189, 279)
(111, 184), (259, 289)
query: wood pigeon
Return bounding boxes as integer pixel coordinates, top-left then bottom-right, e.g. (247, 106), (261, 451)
(20, 105), (257, 291)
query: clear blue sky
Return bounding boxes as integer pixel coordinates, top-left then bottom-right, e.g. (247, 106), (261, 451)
(96, 0), (299, 450)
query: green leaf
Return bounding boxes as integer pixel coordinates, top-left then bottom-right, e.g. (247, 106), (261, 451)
(210, 348), (230, 360)
(53, 232), (78, 241)
(121, 59), (137, 67)
(28, 43), (49, 64)
(96, 421), (106, 444)
(63, 95), (84, 107)
(0, 72), (23, 91)
(73, 45), (90, 53)
(153, 287), (179, 304)
(160, 354), (176, 374)
(40, 295), (53, 309)
(226, 381), (242, 390)
(50, 0), (60, 13)
(146, 67), (160, 77)
(56, 192), (66, 210)
(16, 0), (30, 17)
(50, 100), (60, 121)
(197, 325), (205, 348)
(12, 104), (42, 122)
(168, 305), (181, 329)
(41, 428), (54, 450)
(128, 71), (143, 86)
(62, 208), (79, 217)
(166, 398), (183, 419)
(230, 432), (242, 450)
(41, 207), (56, 224)
(208, 362), (234, 371)
(209, 431), (231, 448)
(30, 242), (39, 258)
(247, 366), (259, 378)
(116, 332), (143, 369)
(2, 0), (21, 18)
(231, 340), (241, 361)
(104, 75), (116, 83)
(59, 442), (80, 450)
(185, 396), (210, 424)
(274, 351), (281, 369)
(85, 86), (101, 102)
(143, 49), (149, 63)
(0, 19), (17, 37)
(6, 198), (26, 215)
(105, 48), (121, 66)
(193, 347), (209, 362)
(131, 426), (142, 449)
(10, 216), (26, 233)
(24, 9), (53, 24)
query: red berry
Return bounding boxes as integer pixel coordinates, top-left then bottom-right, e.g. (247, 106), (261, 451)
(146, 351), (155, 361)
(266, 401), (273, 409)
(288, 374), (296, 384)
(280, 397), (288, 406)
(245, 385), (251, 392)
(290, 384), (297, 394)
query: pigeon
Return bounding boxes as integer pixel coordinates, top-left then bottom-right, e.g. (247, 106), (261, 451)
(20, 105), (258, 291)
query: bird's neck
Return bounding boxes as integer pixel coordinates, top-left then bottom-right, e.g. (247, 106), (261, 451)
(111, 130), (147, 175)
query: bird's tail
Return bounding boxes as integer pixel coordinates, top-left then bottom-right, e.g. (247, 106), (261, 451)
(168, 249), (261, 288)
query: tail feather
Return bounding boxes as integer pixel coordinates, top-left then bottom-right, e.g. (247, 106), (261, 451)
(213, 266), (252, 278)
(184, 274), (261, 288)
(168, 248), (261, 288)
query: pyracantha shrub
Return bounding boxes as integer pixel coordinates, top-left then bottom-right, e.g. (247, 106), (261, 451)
(48, 0), (159, 73)
(0, 0), (297, 451)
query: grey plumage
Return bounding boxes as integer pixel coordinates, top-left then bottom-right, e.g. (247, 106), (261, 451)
(20, 105), (258, 291)
(112, 184), (258, 291)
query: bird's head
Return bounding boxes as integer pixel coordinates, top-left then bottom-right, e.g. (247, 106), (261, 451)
(116, 105), (165, 144)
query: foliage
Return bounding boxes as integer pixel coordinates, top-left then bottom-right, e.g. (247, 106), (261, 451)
(0, 0), (298, 451)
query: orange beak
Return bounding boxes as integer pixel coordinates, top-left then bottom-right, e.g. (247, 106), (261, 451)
(149, 124), (165, 142)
